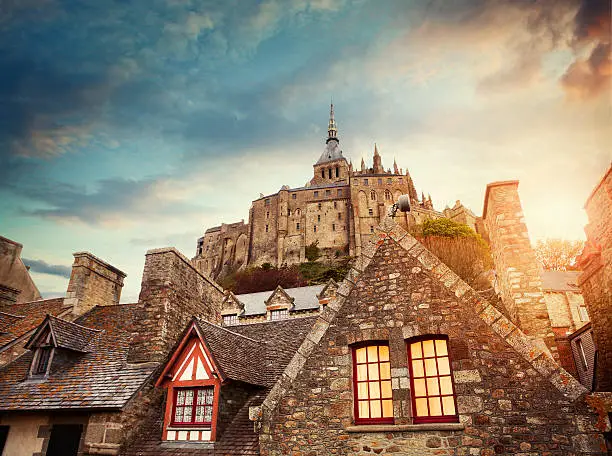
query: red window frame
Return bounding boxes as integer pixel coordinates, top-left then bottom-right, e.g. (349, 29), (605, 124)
(407, 336), (459, 424)
(352, 342), (394, 425)
(171, 387), (215, 427)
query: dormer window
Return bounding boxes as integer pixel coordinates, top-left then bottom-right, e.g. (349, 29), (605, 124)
(222, 314), (238, 326)
(270, 309), (288, 320)
(32, 345), (53, 377)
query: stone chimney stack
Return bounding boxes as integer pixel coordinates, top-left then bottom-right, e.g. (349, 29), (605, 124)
(482, 181), (556, 354)
(64, 252), (126, 316)
(0, 235), (41, 304)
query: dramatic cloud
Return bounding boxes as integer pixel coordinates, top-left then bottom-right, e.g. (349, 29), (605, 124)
(22, 258), (72, 278)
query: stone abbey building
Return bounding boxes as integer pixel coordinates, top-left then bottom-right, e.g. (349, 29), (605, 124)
(193, 104), (476, 278)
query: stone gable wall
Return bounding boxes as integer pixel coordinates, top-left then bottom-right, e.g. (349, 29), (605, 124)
(259, 236), (605, 455)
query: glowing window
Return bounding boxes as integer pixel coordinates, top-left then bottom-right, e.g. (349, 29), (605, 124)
(353, 344), (393, 424)
(407, 337), (458, 423)
(172, 387), (214, 426)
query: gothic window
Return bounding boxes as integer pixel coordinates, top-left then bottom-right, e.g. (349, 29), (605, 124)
(321, 169), (325, 178)
(222, 315), (239, 326)
(385, 190), (392, 201)
(336, 167), (339, 177)
(387, 178), (392, 184)
(407, 337), (458, 423)
(314, 191), (319, 197)
(370, 191), (377, 201)
(378, 178), (382, 185)
(296, 209), (301, 216)
(328, 168), (332, 179)
(337, 189), (342, 196)
(352, 344), (393, 424)
(265, 198), (270, 206)
(172, 387), (214, 426)
(364, 179), (369, 186)
(270, 309), (288, 320)
(326, 190), (331, 196)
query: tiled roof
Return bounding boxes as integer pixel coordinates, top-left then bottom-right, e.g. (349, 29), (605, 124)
(0, 304), (158, 410)
(122, 389), (266, 456)
(0, 298), (69, 349)
(541, 270), (581, 292)
(237, 285), (323, 316)
(198, 317), (316, 387)
(26, 315), (102, 352)
(0, 311), (24, 333)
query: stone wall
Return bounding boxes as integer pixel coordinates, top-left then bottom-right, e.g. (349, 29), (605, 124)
(578, 165), (612, 392)
(0, 236), (41, 304)
(259, 223), (604, 455)
(482, 181), (556, 354)
(127, 247), (225, 363)
(64, 252), (126, 316)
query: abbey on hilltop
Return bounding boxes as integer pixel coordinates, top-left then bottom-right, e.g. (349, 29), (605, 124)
(193, 104), (476, 278)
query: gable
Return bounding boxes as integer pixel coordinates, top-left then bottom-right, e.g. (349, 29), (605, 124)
(265, 286), (294, 310)
(221, 292), (244, 315)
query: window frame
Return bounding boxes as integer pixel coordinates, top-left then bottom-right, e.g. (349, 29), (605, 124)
(407, 335), (459, 424)
(222, 314), (239, 326)
(170, 387), (215, 428)
(270, 309), (288, 320)
(351, 342), (394, 425)
(32, 346), (54, 377)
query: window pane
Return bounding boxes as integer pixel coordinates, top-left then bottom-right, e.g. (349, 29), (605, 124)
(442, 396), (456, 415)
(439, 376), (453, 395)
(382, 399), (393, 418)
(415, 398), (428, 416)
(183, 405), (193, 422)
(435, 339), (448, 356)
(356, 348), (367, 364)
(358, 382), (369, 399)
(427, 377), (440, 396)
(177, 390), (185, 405)
(370, 400), (382, 418)
(359, 401), (369, 418)
(381, 381), (392, 398)
(428, 397), (442, 416)
(380, 362), (391, 380)
(423, 340), (435, 357)
(379, 345), (389, 362)
(368, 363), (379, 380)
(185, 390), (194, 403)
(412, 359), (424, 378)
(369, 382), (380, 399)
(425, 358), (438, 376)
(413, 378), (426, 397)
(204, 406), (213, 422)
(411, 342), (422, 359)
(357, 364), (368, 381)
(367, 346), (378, 363)
(175, 407), (183, 422)
(438, 357), (450, 376)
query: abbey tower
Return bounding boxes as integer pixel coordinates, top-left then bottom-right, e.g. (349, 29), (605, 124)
(193, 104), (476, 278)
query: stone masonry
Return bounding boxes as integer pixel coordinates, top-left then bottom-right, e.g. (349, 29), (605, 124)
(255, 217), (604, 455)
(482, 181), (556, 355)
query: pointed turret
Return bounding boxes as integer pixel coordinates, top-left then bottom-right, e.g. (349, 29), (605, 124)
(393, 158), (399, 174)
(327, 102), (338, 144)
(315, 102), (344, 165)
(361, 157), (366, 172)
(373, 143), (383, 173)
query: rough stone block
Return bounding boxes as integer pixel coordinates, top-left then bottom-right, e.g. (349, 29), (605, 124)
(284, 351), (307, 380)
(306, 319), (330, 345)
(336, 280), (354, 298)
(505, 330), (543, 362)
(457, 396), (483, 413)
(550, 370), (588, 402)
(417, 249), (440, 271)
(398, 235), (418, 252)
(453, 370), (482, 383)
(360, 241), (380, 259)
(531, 353), (558, 377)
(479, 305), (503, 325)
(571, 434), (607, 453)
(491, 315), (517, 338)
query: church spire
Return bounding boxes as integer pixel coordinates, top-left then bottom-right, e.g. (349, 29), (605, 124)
(373, 143), (383, 173)
(327, 101), (338, 143)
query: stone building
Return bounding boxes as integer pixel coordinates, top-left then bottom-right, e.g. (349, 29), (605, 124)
(0, 236), (41, 306)
(193, 104), (456, 279)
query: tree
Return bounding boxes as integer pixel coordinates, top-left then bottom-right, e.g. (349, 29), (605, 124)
(535, 238), (585, 271)
(305, 241), (321, 262)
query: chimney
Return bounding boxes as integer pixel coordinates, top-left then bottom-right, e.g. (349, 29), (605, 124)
(482, 181), (556, 355)
(64, 252), (126, 316)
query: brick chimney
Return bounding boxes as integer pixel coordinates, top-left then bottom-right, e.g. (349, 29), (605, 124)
(483, 181), (556, 355)
(64, 252), (126, 316)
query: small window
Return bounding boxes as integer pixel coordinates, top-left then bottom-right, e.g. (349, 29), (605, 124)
(264, 198), (270, 206)
(314, 191), (319, 197)
(385, 190), (392, 201)
(387, 178), (392, 184)
(332, 224), (336, 231)
(321, 169), (325, 178)
(576, 339), (588, 368)
(296, 222), (300, 230)
(266, 211), (269, 219)
(338, 212), (342, 220)
(318, 215), (321, 222)
(399, 178), (403, 184)
(368, 208), (373, 216)
(337, 189), (342, 196)
(326, 190), (331, 196)
(378, 178), (382, 185)
(296, 208), (301, 216)
(314, 226), (317, 233)
(292, 193), (297, 199)
(328, 169), (332, 179)
(33, 347), (52, 376)
(288, 209), (291, 216)
(172, 387), (214, 426)
(353, 344), (393, 424)
(407, 337), (458, 423)
(370, 191), (377, 201)
(223, 315), (239, 326)
(364, 179), (369, 186)
(336, 167), (339, 177)
(270, 309), (288, 320)
(334, 201), (337, 209)
(318, 203), (322, 210)
(265, 225), (269, 233)
(578, 306), (589, 321)
(370, 226), (374, 233)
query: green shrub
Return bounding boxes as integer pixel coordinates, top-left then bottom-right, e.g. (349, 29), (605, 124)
(305, 241), (321, 262)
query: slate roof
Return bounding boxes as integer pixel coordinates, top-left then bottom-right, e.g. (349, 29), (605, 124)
(26, 314), (102, 352)
(0, 304), (157, 410)
(236, 285), (323, 316)
(0, 311), (24, 333)
(541, 270), (581, 292)
(0, 298), (69, 348)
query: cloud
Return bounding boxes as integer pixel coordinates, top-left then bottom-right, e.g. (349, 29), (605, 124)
(22, 258), (71, 278)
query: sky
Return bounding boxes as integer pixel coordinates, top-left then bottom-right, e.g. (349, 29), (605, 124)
(0, 0), (610, 303)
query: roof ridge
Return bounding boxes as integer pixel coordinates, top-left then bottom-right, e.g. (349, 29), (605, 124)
(198, 320), (263, 344)
(49, 314), (103, 333)
(0, 311), (25, 319)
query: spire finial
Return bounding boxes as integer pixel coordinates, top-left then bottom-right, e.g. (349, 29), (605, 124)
(374, 143), (379, 156)
(327, 100), (338, 143)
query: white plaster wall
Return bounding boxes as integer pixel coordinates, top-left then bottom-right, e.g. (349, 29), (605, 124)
(0, 415), (48, 456)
